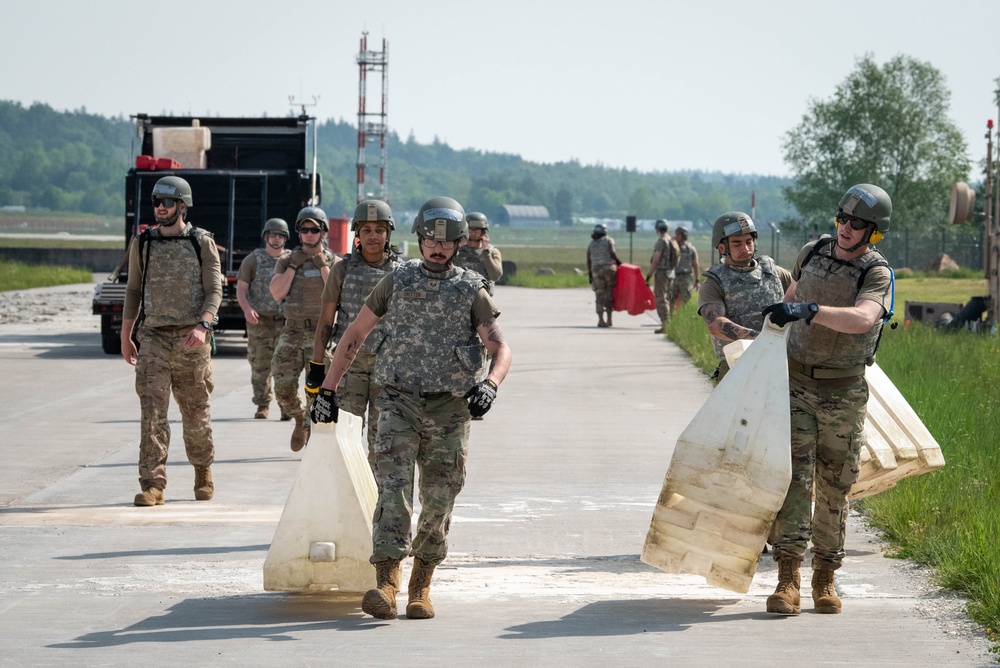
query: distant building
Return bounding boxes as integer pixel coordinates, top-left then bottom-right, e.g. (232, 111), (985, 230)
(496, 204), (555, 228)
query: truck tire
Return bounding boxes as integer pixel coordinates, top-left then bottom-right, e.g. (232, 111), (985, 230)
(101, 314), (122, 356)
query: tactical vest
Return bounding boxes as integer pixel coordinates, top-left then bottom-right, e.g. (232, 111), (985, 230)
(332, 251), (399, 354)
(282, 248), (334, 318)
(705, 256), (786, 361)
(589, 237), (614, 268)
(455, 246), (495, 294)
(373, 262), (487, 394)
(655, 238), (678, 271)
(247, 248), (284, 314)
(139, 225), (214, 329)
(676, 242), (696, 274)
(788, 237), (888, 368)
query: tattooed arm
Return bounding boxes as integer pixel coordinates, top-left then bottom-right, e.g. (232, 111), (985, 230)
(701, 302), (759, 343)
(476, 317), (512, 387)
(320, 306), (381, 391)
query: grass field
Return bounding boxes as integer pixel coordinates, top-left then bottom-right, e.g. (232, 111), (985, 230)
(0, 259), (93, 291)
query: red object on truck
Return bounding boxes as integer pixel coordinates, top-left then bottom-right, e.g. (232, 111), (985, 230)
(135, 155), (183, 170)
(613, 263), (656, 315)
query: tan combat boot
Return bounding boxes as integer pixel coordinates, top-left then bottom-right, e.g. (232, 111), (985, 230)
(812, 568), (842, 614)
(194, 466), (214, 501)
(605, 310), (613, 327)
(406, 557), (437, 619)
(361, 558), (402, 620)
(134, 488), (164, 507)
(254, 405), (269, 419)
(290, 415), (311, 452)
(597, 314), (607, 328)
(766, 557), (802, 614)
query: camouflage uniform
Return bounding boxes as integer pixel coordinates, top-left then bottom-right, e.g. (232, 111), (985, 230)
(366, 260), (496, 565)
(272, 249), (335, 420)
(454, 243), (503, 295)
(123, 223), (222, 492)
(587, 236), (618, 315)
(321, 251), (400, 461)
(700, 255), (789, 380)
(237, 248), (287, 407)
(651, 235), (679, 323)
(773, 236), (892, 570)
(670, 240), (699, 306)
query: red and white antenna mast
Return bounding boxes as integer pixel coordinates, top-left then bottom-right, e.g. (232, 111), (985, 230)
(356, 32), (389, 204)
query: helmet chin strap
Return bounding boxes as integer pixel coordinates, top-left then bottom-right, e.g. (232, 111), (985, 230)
(155, 202), (183, 227)
(837, 222), (874, 253)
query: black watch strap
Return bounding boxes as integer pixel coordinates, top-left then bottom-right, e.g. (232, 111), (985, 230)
(198, 320), (214, 331)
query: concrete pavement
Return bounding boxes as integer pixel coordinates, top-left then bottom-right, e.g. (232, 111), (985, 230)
(0, 282), (992, 666)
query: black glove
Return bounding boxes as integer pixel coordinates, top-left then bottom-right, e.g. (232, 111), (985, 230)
(310, 387), (339, 424)
(762, 302), (818, 327)
(588, 272), (593, 285)
(304, 360), (326, 395)
(644, 273), (652, 285)
(614, 259), (622, 267)
(463, 379), (498, 418)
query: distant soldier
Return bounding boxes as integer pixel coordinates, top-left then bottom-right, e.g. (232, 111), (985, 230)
(305, 199), (401, 464)
(120, 176), (222, 507)
(236, 218), (290, 420)
(454, 212), (503, 294)
(269, 206), (336, 452)
(646, 219), (680, 332)
(586, 223), (622, 327)
(670, 225), (700, 310)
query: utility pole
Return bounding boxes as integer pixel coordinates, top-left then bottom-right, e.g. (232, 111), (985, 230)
(356, 33), (389, 204)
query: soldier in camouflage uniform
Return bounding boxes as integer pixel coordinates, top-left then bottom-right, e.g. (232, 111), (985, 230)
(669, 225), (700, 310)
(311, 196), (512, 622)
(454, 212), (503, 295)
(646, 219), (679, 332)
(304, 200), (401, 466)
(120, 176), (223, 507)
(762, 184), (894, 616)
(269, 206), (336, 452)
(236, 218), (290, 420)
(698, 212), (791, 382)
(586, 223), (622, 327)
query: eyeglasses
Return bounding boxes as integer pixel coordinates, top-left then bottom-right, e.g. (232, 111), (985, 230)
(152, 197), (177, 209)
(299, 227), (322, 235)
(421, 238), (456, 250)
(835, 211), (871, 231)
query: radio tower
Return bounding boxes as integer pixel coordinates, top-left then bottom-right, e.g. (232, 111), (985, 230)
(356, 33), (388, 204)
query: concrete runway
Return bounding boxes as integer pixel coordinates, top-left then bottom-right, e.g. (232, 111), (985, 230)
(0, 282), (991, 666)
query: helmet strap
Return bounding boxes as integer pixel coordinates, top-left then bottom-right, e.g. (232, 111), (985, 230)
(156, 203), (183, 227)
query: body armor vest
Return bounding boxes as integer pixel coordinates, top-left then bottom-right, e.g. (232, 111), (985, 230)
(332, 251), (399, 354)
(247, 248), (284, 314)
(282, 249), (333, 318)
(589, 237), (614, 267)
(140, 225), (212, 328)
(455, 245), (495, 294)
(788, 237), (887, 367)
(655, 238), (678, 271)
(705, 256), (786, 360)
(676, 241), (696, 273)
(374, 262), (487, 394)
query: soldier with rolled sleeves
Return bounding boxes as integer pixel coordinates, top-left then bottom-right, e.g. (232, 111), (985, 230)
(311, 196), (512, 621)
(698, 212), (792, 382)
(586, 223), (622, 327)
(236, 218), (290, 420)
(454, 211), (503, 295)
(762, 183), (894, 616)
(269, 206), (336, 452)
(670, 225), (700, 309)
(304, 199), (401, 466)
(646, 219), (679, 333)
(120, 176), (223, 506)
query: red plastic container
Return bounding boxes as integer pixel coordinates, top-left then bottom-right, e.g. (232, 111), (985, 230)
(613, 263), (656, 315)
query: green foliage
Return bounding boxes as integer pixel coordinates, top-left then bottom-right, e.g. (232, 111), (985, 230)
(782, 54), (971, 232)
(0, 259), (92, 291)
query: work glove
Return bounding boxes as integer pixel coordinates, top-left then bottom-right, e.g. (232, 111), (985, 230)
(310, 251), (329, 269)
(588, 272), (593, 285)
(614, 259), (622, 267)
(288, 249), (309, 270)
(304, 361), (326, 395)
(762, 302), (818, 327)
(644, 273), (652, 285)
(463, 379), (498, 418)
(310, 387), (339, 424)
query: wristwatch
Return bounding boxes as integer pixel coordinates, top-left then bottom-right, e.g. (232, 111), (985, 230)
(806, 303), (819, 323)
(197, 320), (214, 331)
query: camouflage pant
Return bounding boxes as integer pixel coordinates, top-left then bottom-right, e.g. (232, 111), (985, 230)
(653, 269), (674, 323)
(670, 272), (695, 307)
(772, 372), (868, 570)
(272, 318), (314, 420)
(134, 326), (214, 491)
(370, 386), (470, 565)
(328, 349), (383, 468)
(591, 265), (617, 314)
(246, 313), (284, 406)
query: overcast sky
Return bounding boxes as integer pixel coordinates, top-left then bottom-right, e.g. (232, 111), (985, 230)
(2, 0), (997, 178)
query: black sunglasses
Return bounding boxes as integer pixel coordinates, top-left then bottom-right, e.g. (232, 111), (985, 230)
(835, 211), (870, 231)
(152, 197), (177, 209)
(299, 227), (322, 234)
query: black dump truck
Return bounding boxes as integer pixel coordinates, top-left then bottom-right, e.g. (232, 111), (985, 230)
(93, 114), (321, 354)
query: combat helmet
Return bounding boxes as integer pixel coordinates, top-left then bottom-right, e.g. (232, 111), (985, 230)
(839, 184), (891, 242)
(262, 218), (289, 239)
(412, 196), (468, 242)
(592, 223), (608, 237)
(352, 199), (395, 233)
(466, 212), (489, 231)
(151, 176), (193, 207)
(295, 206), (329, 232)
(655, 219), (669, 233)
(712, 211), (757, 251)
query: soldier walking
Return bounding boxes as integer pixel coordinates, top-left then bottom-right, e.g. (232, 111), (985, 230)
(586, 223), (622, 327)
(670, 225), (700, 310)
(646, 219), (679, 333)
(454, 212), (503, 294)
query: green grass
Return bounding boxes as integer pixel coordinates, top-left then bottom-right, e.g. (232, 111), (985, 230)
(0, 259), (93, 291)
